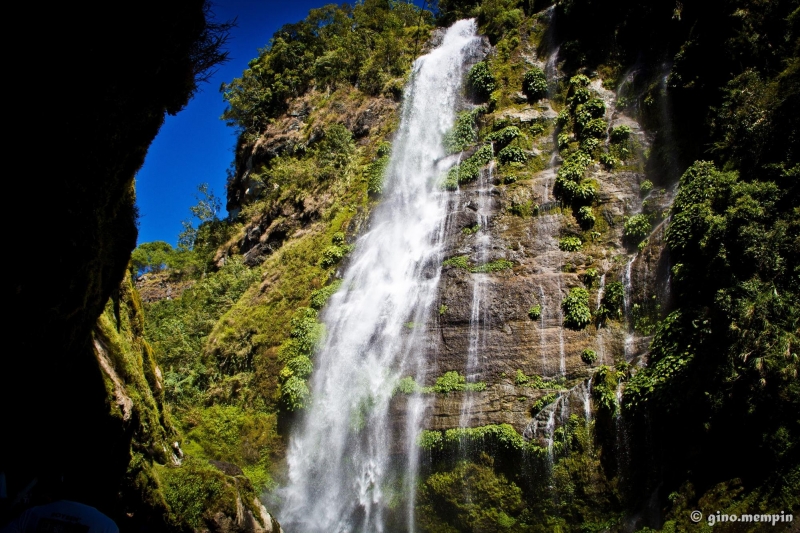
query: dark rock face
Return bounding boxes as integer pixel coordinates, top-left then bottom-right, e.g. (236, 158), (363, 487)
(407, 101), (669, 432)
(4, 0), (226, 526)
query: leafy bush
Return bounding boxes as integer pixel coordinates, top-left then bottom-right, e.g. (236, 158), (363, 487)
(433, 371), (486, 393)
(570, 74), (591, 88)
(508, 200), (537, 217)
(573, 182), (598, 203)
(531, 393), (558, 415)
(528, 305), (541, 320)
(145, 257), (260, 401)
(600, 281), (624, 319)
(442, 255), (469, 269)
(623, 214), (651, 242)
(395, 376), (420, 395)
(582, 268), (599, 287)
(439, 304), (448, 315)
(310, 280), (342, 310)
(320, 243), (354, 268)
(443, 144), (494, 189)
(471, 259), (514, 273)
(131, 241), (175, 275)
(640, 179), (653, 195)
(523, 67), (548, 100)
(514, 370), (556, 389)
(497, 145), (526, 164)
(610, 125), (632, 143)
(366, 155), (390, 194)
(317, 124), (354, 171)
(583, 98), (606, 118)
(281, 375), (310, 410)
(576, 205), (596, 227)
(581, 118), (608, 139)
(159, 457), (235, 529)
(462, 223), (480, 235)
(468, 61), (496, 99)
(485, 126), (521, 147)
(562, 287), (591, 329)
(557, 132), (572, 150)
(581, 349), (597, 364)
(570, 87), (591, 107)
(559, 236), (582, 252)
(417, 458), (525, 532)
(599, 152), (618, 169)
(444, 109), (479, 153)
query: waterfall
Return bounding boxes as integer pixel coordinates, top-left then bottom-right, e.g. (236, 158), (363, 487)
(622, 254), (636, 361)
(538, 284), (547, 375)
(557, 277), (566, 377)
(277, 20), (483, 533)
(460, 155), (493, 428)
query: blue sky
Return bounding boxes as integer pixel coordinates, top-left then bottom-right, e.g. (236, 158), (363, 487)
(135, 0), (340, 246)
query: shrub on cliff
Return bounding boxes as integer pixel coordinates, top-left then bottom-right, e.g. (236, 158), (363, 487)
(523, 67), (547, 100)
(468, 61), (496, 99)
(563, 287), (591, 329)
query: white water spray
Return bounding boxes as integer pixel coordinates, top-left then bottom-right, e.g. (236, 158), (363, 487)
(277, 20), (483, 533)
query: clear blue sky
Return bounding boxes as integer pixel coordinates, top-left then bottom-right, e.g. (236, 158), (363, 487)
(135, 0), (338, 246)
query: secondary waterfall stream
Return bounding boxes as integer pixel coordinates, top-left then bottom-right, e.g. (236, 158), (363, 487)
(278, 20), (483, 533)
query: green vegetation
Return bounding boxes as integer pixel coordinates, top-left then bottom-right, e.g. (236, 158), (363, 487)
(442, 255), (469, 269)
(508, 199), (537, 217)
(497, 145), (526, 164)
(530, 393), (558, 415)
(623, 214), (651, 244)
(418, 425), (533, 453)
(582, 268), (599, 287)
(417, 456), (525, 532)
(562, 287), (591, 329)
(471, 259), (514, 273)
(486, 125), (521, 147)
(522, 67), (547, 100)
(610, 125), (631, 143)
(157, 458), (239, 530)
(467, 61), (496, 99)
(558, 236), (582, 252)
(599, 281), (624, 320)
(581, 349), (597, 365)
(145, 257), (260, 405)
(462, 223), (480, 235)
(310, 280), (342, 310)
(443, 144), (494, 189)
(576, 205), (595, 228)
(366, 152), (390, 195)
(221, 2), (434, 133)
(442, 255), (513, 273)
(120, 0), (800, 528)
(393, 372), (486, 395)
(433, 371), (487, 393)
(444, 109), (481, 153)
(277, 307), (324, 410)
(514, 370), (560, 390)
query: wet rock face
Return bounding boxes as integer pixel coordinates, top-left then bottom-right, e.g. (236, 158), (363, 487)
(412, 120), (667, 432)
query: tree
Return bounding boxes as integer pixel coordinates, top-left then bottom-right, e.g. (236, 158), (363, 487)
(131, 241), (175, 275)
(178, 183), (223, 251)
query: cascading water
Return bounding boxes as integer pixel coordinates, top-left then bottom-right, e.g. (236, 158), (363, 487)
(557, 277), (566, 377)
(277, 20), (483, 533)
(622, 254), (636, 361)
(459, 156), (493, 428)
(537, 284), (548, 375)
